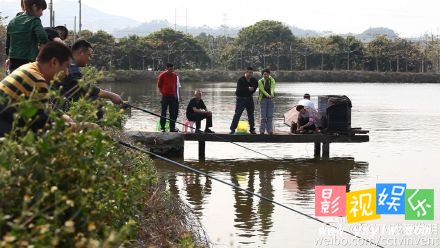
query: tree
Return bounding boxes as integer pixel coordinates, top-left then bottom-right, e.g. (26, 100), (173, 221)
(342, 36), (364, 70)
(308, 36), (331, 70)
(86, 30), (116, 70)
(145, 28), (210, 69)
(114, 35), (151, 70)
(0, 13), (7, 68)
(195, 33), (228, 69)
(327, 35), (345, 70)
(366, 35), (392, 71)
(232, 20), (296, 70)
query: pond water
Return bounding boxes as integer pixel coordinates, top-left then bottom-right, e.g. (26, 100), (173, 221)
(102, 80), (440, 247)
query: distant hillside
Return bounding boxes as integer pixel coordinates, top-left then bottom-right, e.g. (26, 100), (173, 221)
(113, 20), (241, 38)
(114, 20), (328, 38)
(356, 27), (399, 42)
(1, 0), (140, 32)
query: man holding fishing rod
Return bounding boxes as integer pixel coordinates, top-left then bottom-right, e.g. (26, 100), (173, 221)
(229, 67), (258, 134)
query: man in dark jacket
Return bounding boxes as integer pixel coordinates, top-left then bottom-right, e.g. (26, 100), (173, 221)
(229, 67), (258, 134)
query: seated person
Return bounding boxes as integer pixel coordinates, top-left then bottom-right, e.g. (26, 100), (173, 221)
(294, 105), (319, 134)
(186, 89), (214, 133)
(298, 93), (316, 110)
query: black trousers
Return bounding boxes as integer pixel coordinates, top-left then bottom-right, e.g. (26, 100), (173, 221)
(230, 96), (255, 131)
(187, 112), (212, 130)
(160, 96), (178, 131)
(9, 58), (32, 72)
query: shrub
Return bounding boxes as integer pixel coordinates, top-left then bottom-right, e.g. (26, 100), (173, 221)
(0, 70), (156, 247)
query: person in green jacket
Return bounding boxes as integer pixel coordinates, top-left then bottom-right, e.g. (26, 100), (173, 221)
(5, 0), (49, 73)
(258, 68), (276, 135)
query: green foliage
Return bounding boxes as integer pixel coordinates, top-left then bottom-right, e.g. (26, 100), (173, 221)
(233, 20), (296, 70)
(145, 28), (210, 70)
(0, 68), (156, 247)
(58, 22), (440, 73)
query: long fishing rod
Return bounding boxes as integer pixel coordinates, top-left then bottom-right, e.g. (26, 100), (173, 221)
(118, 140), (385, 248)
(123, 103), (278, 160)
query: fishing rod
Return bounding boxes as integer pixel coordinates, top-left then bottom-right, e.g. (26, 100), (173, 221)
(118, 140), (385, 248)
(123, 103), (278, 160)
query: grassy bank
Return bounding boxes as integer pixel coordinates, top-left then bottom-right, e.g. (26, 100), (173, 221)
(104, 69), (440, 83)
(0, 69), (205, 247)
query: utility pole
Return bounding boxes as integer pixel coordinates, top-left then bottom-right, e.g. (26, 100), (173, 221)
(74, 16), (77, 42)
(185, 9), (188, 34)
(174, 9), (177, 31)
(79, 0), (82, 34)
(49, 0), (54, 26)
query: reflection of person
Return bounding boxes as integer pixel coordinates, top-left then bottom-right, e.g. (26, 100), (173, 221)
(157, 63), (179, 132)
(6, 0), (49, 72)
(298, 93), (316, 110)
(295, 105), (319, 134)
(230, 67), (258, 134)
(0, 42), (73, 136)
(186, 89), (214, 133)
(258, 69), (276, 135)
(53, 40), (122, 112)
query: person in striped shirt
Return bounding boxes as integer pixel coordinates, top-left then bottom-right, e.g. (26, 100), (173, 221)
(0, 41), (73, 137)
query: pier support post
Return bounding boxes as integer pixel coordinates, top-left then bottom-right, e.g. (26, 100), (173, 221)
(314, 142), (321, 158)
(198, 140), (205, 161)
(322, 142), (330, 159)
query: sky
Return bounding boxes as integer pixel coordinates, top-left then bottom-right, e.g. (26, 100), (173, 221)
(4, 0), (440, 37)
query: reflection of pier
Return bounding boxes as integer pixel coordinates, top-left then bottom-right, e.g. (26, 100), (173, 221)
(157, 157), (368, 244)
(183, 132), (369, 160)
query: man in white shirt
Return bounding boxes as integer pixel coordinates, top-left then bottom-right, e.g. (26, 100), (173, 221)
(298, 93), (316, 110)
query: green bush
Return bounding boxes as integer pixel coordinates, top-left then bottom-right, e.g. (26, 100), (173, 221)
(0, 76), (156, 247)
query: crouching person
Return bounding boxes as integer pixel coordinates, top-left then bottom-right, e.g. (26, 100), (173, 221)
(0, 42), (76, 137)
(295, 105), (319, 134)
(186, 89), (214, 133)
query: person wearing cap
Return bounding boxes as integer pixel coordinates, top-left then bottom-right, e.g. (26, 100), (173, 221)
(298, 93), (316, 110)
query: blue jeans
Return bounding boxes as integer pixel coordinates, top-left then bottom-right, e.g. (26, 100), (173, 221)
(160, 96), (178, 131)
(230, 96), (255, 131)
(260, 98), (274, 133)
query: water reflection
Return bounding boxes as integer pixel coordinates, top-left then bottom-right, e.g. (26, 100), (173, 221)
(155, 157), (368, 244)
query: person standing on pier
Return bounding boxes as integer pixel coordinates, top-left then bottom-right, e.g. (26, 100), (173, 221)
(157, 63), (179, 132)
(229, 67), (258, 134)
(258, 69), (276, 135)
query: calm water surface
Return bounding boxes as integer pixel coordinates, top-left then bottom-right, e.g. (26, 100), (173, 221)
(102, 80), (440, 247)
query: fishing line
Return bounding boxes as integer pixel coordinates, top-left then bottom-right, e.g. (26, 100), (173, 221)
(123, 103), (278, 160)
(118, 140), (385, 248)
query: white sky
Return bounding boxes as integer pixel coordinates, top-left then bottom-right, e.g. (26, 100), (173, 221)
(5, 0), (440, 37)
